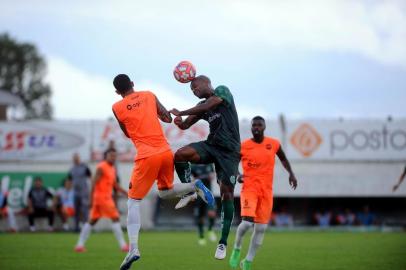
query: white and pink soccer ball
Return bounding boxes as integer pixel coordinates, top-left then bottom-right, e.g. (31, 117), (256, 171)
(173, 61), (196, 83)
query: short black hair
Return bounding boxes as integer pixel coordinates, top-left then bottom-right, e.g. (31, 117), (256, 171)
(113, 74), (132, 93)
(252, 115), (265, 122)
(104, 147), (117, 156)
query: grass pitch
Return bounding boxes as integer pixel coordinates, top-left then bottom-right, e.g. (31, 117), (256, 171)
(0, 231), (405, 270)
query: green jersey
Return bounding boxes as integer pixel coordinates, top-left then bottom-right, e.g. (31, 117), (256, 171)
(200, 85), (240, 153)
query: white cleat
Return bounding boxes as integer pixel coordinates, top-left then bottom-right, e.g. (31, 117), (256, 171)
(208, 231), (217, 242)
(175, 193), (197, 209)
(214, 243), (227, 260)
(119, 249), (140, 270)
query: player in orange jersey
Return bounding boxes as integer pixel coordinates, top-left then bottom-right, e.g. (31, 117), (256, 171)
(229, 116), (298, 270)
(74, 148), (129, 253)
(111, 74), (214, 270)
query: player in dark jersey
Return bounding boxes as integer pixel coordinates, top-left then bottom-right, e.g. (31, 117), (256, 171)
(170, 75), (241, 260)
(191, 163), (217, 245)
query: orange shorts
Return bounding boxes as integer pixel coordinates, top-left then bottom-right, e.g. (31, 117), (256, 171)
(128, 150), (174, 200)
(62, 206), (75, 217)
(240, 189), (273, 224)
(90, 199), (119, 220)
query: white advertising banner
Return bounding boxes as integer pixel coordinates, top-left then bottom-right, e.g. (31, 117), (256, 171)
(0, 121), (91, 161)
(286, 119), (406, 161)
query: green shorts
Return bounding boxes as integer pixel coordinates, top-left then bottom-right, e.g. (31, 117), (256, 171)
(189, 141), (240, 187)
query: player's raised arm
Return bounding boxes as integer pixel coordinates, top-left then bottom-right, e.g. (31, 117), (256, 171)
(170, 96), (223, 117)
(393, 165), (406, 192)
(112, 110), (130, 138)
(276, 146), (298, 190)
(156, 97), (172, 123)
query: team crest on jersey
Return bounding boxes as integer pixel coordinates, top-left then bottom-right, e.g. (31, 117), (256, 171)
(230, 175), (236, 185)
(266, 144), (272, 150)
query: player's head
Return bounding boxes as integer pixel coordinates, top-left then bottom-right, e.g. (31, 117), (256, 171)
(34, 177), (43, 188)
(72, 153), (80, 165)
(63, 178), (73, 189)
(105, 148), (117, 164)
(251, 116), (266, 137)
(113, 74), (134, 95)
(190, 75), (213, 98)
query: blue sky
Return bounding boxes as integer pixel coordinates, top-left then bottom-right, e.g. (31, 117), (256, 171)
(1, 0), (405, 120)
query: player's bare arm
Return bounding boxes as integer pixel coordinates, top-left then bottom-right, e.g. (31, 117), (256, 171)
(114, 182), (128, 196)
(393, 165), (406, 192)
(156, 97), (172, 123)
(276, 146), (298, 190)
(170, 95), (223, 116)
(173, 115), (201, 130)
(112, 110), (130, 138)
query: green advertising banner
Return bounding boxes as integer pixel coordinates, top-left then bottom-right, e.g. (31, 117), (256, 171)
(0, 172), (66, 210)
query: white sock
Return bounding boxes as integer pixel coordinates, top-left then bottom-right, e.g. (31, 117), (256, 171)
(127, 198), (141, 252)
(158, 183), (195, 199)
(7, 209), (18, 230)
(112, 222), (127, 248)
(245, 223), (267, 261)
(76, 222), (92, 247)
(234, 220), (254, 249)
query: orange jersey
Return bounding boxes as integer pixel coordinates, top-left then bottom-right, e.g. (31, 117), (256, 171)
(241, 136), (280, 192)
(93, 161), (116, 203)
(112, 91), (171, 160)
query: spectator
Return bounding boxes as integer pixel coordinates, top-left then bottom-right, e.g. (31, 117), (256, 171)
(336, 208), (356, 226)
(27, 177), (54, 232)
(356, 205), (376, 226)
(274, 207), (293, 227)
(314, 210), (332, 228)
(0, 190), (18, 232)
(68, 153), (92, 232)
(54, 178), (75, 231)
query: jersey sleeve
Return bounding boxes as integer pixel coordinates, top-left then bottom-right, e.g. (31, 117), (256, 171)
(214, 86), (232, 106)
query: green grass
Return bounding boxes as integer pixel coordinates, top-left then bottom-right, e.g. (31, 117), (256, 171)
(0, 231), (405, 270)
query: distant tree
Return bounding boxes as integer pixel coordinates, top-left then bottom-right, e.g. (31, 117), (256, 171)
(0, 33), (52, 119)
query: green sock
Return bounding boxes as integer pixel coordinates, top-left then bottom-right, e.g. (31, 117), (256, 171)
(219, 199), (234, 245)
(175, 162), (191, 183)
(198, 221), (204, 239)
(208, 217), (215, 231)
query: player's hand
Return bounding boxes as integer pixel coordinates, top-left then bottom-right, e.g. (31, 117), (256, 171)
(169, 108), (181, 116)
(289, 174), (297, 190)
(174, 116), (183, 126)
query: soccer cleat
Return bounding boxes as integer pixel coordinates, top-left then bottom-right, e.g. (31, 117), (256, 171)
(214, 243), (227, 260)
(175, 193), (197, 209)
(229, 248), (241, 268)
(74, 246), (87, 253)
(208, 230), (217, 242)
(119, 249), (140, 270)
(121, 244), (130, 252)
(240, 259), (252, 270)
(194, 180), (215, 207)
(198, 238), (207, 246)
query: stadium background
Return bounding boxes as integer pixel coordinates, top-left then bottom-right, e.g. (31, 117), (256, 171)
(1, 117), (405, 231)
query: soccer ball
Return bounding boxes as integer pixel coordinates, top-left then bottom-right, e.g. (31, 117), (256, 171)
(173, 61), (196, 83)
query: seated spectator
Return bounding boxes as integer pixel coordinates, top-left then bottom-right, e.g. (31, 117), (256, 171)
(336, 208), (356, 226)
(356, 205), (376, 226)
(0, 190), (18, 232)
(314, 210), (332, 228)
(274, 207), (294, 227)
(27, 177), (54, 232)
(54, 178), (75, 231)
